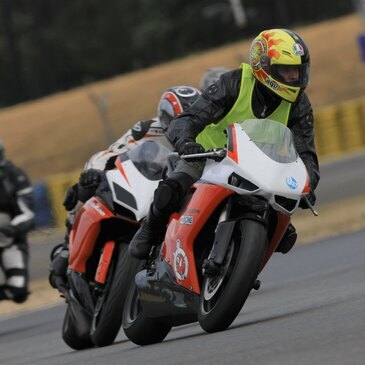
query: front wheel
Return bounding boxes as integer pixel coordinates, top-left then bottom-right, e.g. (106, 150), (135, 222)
(198, 219), (267, 333)
(62, 306), (94, 350)
(90, 243), (141, 347)
(122, 275), (171, 346)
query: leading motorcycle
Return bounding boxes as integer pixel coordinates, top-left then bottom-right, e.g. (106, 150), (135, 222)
(122, 118), (317, 345)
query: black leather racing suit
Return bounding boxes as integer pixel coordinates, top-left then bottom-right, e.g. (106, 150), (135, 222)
(167, 68), (320, 192)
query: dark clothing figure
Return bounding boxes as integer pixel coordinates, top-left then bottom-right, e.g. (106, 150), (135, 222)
(168, 71), (319, 191)
(0, 158), (35, 303)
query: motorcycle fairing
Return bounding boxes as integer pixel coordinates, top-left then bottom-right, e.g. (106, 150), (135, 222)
(106, 159), (159, 221)
(227, 124), (238, 163)
(201, 122), (309, 215)
(94, 240), (115, 284)
(69, 197), (115, 273)
(162, 184), (234, 294)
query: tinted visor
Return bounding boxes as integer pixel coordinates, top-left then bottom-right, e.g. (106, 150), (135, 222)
(159, 110), (174, 130)
(159, 98), (178, 130)
(270, 63), (309, 88)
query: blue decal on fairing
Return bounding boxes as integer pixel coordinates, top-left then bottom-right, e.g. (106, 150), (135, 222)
(286, 177), (298, 190)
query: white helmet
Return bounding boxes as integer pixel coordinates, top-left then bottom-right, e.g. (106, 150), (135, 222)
(157, 86), (201, 130)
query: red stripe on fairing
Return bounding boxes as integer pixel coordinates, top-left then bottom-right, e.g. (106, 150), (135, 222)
(163, 92), (183, 116)
(127, 135), (161, 144)
(228, 124), (239, 163)
(95, 241), (115, 284)
(115, 156), (131, 186)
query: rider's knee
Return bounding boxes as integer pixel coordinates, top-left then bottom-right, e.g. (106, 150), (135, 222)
(154, 172), (195, 212)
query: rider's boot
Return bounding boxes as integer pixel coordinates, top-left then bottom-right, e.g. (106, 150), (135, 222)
(129, 172), (195, 260)
(275, 223), (297, 254)
(48, 234), (70, 289)
(0, 284), (29, 303)
(129, 207), (167, 259)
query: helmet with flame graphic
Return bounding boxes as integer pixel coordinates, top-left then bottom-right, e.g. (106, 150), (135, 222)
(249, 29), (310, 103)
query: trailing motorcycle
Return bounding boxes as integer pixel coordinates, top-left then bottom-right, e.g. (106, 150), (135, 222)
(122, 118), (318, 345)
(53, 141), (170, 349)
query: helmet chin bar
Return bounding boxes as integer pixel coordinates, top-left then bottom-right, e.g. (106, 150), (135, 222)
(270, 63), (309, 89)
(257, 77), (301, 104)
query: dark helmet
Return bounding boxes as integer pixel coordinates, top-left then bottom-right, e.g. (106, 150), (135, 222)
(200, 67), (230, 90)
(249, 29), (310, 103)
(157, 86), (201, 130)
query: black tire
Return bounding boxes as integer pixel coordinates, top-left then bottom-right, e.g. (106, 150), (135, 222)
(198, 219), (267, 333)
(62, 307), (94, 350)
(122, 274), (171, 346)
(90, 243), (141, 347)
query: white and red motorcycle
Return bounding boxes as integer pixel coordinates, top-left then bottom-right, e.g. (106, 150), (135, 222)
(122, 118), (317, 345)
(59, 140), (171, 349)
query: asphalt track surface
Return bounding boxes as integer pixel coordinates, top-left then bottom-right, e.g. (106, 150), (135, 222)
(0, 151), (364, 365)
(1, 228), (364, 365)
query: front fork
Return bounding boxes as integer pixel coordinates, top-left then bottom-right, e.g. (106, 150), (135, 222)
(203, 196), (269, 277)
(202, 199), (235, 276)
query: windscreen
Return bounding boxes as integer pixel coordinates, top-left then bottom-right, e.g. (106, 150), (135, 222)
(127, 141), (170, 180)
(240, 119), (298, 163)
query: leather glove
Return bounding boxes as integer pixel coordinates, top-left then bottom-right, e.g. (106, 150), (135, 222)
(0, 224), (16, 237)
(178, 141), (205, 156)
(299, 190), (316, 209)
(79, 168), (103, 187)
(63, 184), (79, 211)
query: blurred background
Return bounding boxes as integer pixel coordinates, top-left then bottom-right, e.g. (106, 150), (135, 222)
(0, 0), (358, 107)
(0, 0), (364, 256)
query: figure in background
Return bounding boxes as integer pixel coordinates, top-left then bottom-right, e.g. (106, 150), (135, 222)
(0, 140), (35, 303)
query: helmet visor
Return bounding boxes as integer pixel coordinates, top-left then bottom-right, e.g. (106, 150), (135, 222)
(270, 63), (309, 89)
(158, 99), (176, 130)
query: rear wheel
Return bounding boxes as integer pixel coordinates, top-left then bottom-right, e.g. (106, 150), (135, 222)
(62, 307), (94, 350)
(198, 219), (267, 332)
(122, 275), (171, 346)
(90, 243), (141, 347)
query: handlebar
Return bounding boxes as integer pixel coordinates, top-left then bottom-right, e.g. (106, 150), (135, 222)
(180, 149), (227, 161)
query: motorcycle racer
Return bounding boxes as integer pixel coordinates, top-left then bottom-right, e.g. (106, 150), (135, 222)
(129, 28), (320, 259)
(49, 85), (201, 287)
